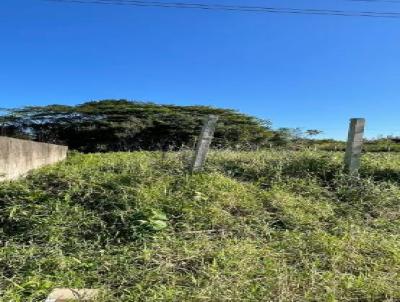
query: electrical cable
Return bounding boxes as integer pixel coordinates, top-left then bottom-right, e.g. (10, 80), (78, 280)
(43, 0), (400, 19)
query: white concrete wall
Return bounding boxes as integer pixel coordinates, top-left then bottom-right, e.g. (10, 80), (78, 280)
(0, 137), (68, 181)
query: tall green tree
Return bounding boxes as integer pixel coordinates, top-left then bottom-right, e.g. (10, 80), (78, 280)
(0, 100), (273, 152)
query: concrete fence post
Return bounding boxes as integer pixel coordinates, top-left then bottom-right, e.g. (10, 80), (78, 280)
(190, 115), (219, 173)
(344, 118), (365, 174)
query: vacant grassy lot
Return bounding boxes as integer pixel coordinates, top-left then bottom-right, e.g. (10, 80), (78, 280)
(1, 150), (400, 301)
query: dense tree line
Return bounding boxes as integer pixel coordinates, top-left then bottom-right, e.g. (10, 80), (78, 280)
(0, 100), (273, 152)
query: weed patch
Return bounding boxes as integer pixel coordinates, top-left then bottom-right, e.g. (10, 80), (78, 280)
(1, 151), (400, 301)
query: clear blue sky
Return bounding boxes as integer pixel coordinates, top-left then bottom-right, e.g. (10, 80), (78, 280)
(1, 0), (400, 139)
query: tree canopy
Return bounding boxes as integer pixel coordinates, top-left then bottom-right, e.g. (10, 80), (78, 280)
(0, 100), (273, 152)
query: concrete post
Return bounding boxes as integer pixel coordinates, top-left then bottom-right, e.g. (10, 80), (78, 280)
(191, 115), (219, 173)
(344, 118), (365, 174)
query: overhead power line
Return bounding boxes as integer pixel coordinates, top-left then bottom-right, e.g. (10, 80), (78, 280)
(44, 0), (400, 19)
(347, 0), (400, 3)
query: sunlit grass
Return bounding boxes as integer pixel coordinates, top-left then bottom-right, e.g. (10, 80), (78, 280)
(1, 150), (400, 301)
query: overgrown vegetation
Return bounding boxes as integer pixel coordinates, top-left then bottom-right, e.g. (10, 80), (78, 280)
(1, 150), (400, 301)
(309, 138), (400, 153)
(0, 100), (272, 152)
(3, 100), (400, 153)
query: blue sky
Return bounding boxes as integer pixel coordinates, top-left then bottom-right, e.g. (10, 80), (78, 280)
(1, 0), (400, 139)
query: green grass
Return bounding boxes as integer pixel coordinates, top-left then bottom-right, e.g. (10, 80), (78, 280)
(1, 150), (400, 301)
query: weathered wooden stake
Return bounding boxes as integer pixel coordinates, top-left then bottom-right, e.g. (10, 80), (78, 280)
(190, 115), (219, 173)
(344, 118), (365, 174)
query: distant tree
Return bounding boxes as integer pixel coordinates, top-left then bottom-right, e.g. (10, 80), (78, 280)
(390, 136), (400, 144)
(305, 129), (323, 138)
(0, 100), (273, 152)
(270, 127), (303, 146)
